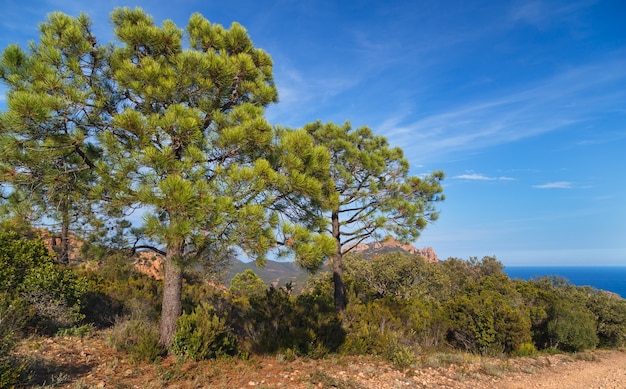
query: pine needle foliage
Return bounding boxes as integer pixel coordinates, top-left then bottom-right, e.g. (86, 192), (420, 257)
(98, 8), (333, 346)
(0, 12), (112, 263)
(303, 121), (445, 313)
(1, 8), (335, 347)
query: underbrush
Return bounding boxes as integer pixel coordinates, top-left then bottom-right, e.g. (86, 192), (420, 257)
(108, 318), (165, 363)
(4, 228), (626, 387)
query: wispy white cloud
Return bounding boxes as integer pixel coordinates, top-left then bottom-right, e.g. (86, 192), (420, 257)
(381, 58), (626, 164)
(454, 173), (515, 181)
(509, 0), (597, 28)
(577, 131), (626, 146)
(267, 61), (361, 126)
(532, 181), (573, 189)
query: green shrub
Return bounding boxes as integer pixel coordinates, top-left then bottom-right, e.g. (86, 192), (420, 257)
(341, 298), (402, 356)
(514, 342), (538, 357)
(340, 296), (440, 362)
(0, 231), (51, 292)
(585, 290), (626, 348)
(0, 231), (88, 333)
(545, 299), (598, 352)
(0, 297), (27, 389)
(82, 256), (163, 325)
(240, 286), (344, 357)
(388, 344), (417, 368)
(20, 262), (87, 332)
(0, 355), (26, 389)
(524, 277), (601, 352)
(229, 269), (267, 299)
(171, 303), (238, 361)
(445, 274), (531, 355)
(109, 318), (165, 363)
(55, 324), (94, 338)
(292, 292), (345, 356)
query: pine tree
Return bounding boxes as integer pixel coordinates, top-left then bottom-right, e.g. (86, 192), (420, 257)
(2, 8), (335, 347)
(100, 8), (333, 346)
(0, 12), (112, 263)
(304, 121), (445, 314)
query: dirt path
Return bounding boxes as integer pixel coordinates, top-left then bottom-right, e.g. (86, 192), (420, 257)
(14, 334), (626, 388)
(498, 350), (626, 389)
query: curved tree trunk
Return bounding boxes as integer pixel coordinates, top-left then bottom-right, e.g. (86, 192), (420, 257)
(159, 244), (184, 348)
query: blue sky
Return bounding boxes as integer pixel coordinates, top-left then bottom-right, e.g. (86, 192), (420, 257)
(1, 0), (625, 266)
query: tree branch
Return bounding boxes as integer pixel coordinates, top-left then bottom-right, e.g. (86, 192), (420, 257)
(132, 245), (166, 256)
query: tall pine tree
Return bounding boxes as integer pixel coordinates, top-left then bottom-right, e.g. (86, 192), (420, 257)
(304, 121), (445, 314)
(2, 8), (335, 347)
(0, 12), (112, 263)
(100, 8), (333, 346)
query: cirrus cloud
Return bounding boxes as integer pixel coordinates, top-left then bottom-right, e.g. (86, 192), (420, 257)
(454, 173), (515, 181)
(532, 181), (573, 189)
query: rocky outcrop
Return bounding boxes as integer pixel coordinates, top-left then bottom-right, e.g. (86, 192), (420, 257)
(38, 229), (165, 279)
(348, 237), (439, 262)
(133, 251), (165, 280)
(38, 229), (84, 263)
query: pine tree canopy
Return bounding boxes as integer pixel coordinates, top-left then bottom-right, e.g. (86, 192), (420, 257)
(0, 7), (443, 344)
(303, 120), (445, 313)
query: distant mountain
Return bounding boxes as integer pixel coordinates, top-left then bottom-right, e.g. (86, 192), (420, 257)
(348, 237), (439, 262)
(225, 258), (309, 291)
(225, 238), (439, 291)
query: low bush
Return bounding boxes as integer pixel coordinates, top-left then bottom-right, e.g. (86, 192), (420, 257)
(445, 274), (531, 355)
(0, 296), (27, 389)
(241, 287), (344, 357)
(514, 342), (538, 357)
(545, 299), (598, 352)
(585, 290), (626, 348)
(0, 354), (25, 389)
(171, 303), (238, 361)
(80, 253), (163, 326)
(109, 318), (165, 363)
(340, 295), (443, 365)
(524, 277), (603, 352)
(55, 324), (95, 338)
(0, 231), (88, 334)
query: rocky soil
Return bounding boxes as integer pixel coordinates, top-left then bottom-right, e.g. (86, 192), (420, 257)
(13, 332), (626, 388)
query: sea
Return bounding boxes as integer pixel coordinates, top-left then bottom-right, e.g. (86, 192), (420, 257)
(504, 266), (626, 299)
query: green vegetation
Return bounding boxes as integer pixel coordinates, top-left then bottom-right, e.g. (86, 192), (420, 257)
(1, 7), (626, 387)
(171, 303), (238, 361)
(304, 121), (444, 314)
(2, 229), (626, 386)
(229, 269), (267, 299)
(0, 231), (87, 334)
(109, 318), (165, 363)
(0, 230), (89, 387)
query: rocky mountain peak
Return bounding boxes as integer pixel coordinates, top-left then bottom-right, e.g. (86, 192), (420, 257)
(348, 236), (439, 262)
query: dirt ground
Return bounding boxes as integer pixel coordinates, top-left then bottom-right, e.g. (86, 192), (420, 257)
(497, 351), (626, 389)
(13, 332), (626, 388)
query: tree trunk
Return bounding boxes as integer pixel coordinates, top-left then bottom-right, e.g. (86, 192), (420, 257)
(331, 210), (345, 315)
(159, 244), (184, 348)
(60, 201), (70, 264)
